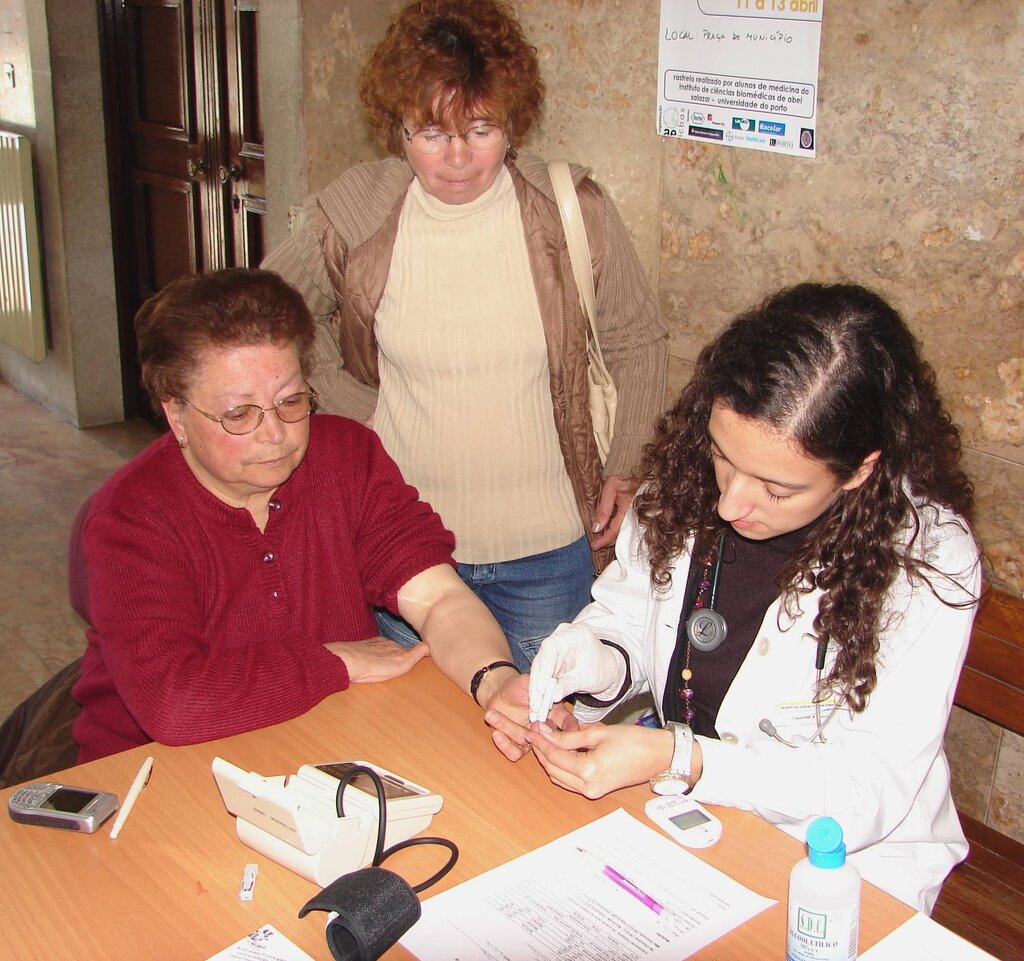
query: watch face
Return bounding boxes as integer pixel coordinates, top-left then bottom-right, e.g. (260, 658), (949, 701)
(651, 775), (690, 797)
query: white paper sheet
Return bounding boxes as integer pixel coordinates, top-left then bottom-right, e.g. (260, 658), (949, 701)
(400, 808), (775, 960)
(860, 912), (1001, 961)
(656, 0), (824, 158)
(206, 924), (316, 961)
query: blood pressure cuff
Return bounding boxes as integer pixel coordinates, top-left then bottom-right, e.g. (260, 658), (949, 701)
(298, 867), (421, 961)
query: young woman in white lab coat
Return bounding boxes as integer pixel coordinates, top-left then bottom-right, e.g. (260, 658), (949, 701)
(491, 283), (981, 913)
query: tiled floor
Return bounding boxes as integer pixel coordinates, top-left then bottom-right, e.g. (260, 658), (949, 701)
(0, 380), (160, 720)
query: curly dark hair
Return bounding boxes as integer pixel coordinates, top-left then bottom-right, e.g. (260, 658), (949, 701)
(359, 0), (544, 156)
(635, 283), (975, 711)
(135, 268), (315, 413)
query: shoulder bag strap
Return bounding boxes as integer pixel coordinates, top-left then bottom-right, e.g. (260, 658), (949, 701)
(547, 160), (606, 363)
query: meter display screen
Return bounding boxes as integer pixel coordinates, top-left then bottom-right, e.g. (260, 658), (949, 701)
(668, 808), (712, 831)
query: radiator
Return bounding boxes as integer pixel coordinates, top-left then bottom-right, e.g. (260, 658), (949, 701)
(0, 130), (46, 361)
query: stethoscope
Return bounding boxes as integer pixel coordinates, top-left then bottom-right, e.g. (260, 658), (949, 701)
(759, 642), (847, 747)
(684, 531), (845, 746)
(759, 692), (844, 747)
(683, 532), (728, 653)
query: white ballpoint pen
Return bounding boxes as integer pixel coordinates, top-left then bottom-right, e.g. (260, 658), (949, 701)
(109, 755), (154, 839)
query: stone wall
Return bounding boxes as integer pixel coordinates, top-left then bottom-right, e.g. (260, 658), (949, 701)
(299, 0), (1022, 840)
(0, 0), (123, 426)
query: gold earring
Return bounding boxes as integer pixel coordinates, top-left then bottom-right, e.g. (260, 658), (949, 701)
(178, 436), (188, 450)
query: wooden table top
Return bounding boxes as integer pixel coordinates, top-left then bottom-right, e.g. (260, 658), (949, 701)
(0, 659), (912, 959)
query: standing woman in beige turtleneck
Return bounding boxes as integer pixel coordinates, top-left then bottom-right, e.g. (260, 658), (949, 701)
(263, 0), (667, 671)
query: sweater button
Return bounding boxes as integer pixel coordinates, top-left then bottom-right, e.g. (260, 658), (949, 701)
(271, 591), (280, 599)
(262, 551), (275, 563)
(268, 499), (282, 511)
(721, 732), (738, 745)
(757, 637), (770, 655)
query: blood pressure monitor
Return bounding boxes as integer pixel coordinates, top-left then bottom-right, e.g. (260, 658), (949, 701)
(212, 757), (443, 885)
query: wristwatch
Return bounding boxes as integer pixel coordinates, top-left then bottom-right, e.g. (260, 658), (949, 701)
(649, 721), (695, 795)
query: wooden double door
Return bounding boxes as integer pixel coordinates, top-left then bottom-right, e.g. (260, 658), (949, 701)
(103, 0), (267, 416)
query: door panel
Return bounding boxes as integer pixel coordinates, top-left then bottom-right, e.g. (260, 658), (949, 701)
(123, 0), (207, 299)
(235, 197), (266, 267)
(103, 0), (266, 416)
(222, 0), (265, 266)
(129, 3), (192, 138)
(132, 173), (201, 294)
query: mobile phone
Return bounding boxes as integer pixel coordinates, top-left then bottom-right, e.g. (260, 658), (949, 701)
(645, 794), (723, 848)
(8, 781), (119, 833)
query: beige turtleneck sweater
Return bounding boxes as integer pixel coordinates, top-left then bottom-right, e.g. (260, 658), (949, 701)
(373, 167), (582, 563)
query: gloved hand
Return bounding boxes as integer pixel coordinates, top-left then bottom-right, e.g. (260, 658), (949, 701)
(528, 623), (626, 723)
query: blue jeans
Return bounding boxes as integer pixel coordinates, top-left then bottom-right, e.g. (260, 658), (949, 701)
(374, 535), (594, 672)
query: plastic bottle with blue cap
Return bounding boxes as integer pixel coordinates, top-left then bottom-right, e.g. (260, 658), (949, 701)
(786, 816), (861, 961)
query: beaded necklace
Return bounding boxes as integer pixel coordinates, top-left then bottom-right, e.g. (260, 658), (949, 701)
(678, 530), (727, 723)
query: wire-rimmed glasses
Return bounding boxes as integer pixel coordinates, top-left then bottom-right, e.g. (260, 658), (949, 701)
(177, 389), (318, 435)
(402, 123), (505, 155)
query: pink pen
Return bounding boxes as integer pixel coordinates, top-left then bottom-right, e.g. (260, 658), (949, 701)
(576, 847), (665, 915)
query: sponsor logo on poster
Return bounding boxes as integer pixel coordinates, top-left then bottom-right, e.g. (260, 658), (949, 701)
(688, 125), (724, 141)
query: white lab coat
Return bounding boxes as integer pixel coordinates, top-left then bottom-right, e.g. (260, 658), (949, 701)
(572, 498), (980, 913)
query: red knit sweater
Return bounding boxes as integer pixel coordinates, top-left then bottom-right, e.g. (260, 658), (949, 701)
(72, 415), (455, 762)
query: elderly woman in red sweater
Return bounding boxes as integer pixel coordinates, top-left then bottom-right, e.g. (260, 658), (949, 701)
(71, 269), (526, 762)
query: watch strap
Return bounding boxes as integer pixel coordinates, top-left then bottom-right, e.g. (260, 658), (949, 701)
(650, 722), (695, 795)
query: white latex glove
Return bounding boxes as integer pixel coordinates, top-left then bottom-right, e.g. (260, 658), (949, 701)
(528, 623), (626, 723)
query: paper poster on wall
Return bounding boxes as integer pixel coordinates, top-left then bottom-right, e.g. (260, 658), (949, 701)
(657, 0), (824, 158)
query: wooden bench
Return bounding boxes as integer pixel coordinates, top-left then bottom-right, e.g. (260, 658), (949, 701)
(931, 587), (1024, 960)
(955, 589), (1024, 739)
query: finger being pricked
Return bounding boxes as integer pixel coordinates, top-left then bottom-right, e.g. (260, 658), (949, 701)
(490, 727), (532, 762)
(485, 706), (533, 762)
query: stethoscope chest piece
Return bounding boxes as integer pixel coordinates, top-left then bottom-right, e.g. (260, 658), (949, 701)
(686, 609), (728, 652)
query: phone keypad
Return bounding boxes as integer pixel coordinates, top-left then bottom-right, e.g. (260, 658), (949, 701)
(10, 785), (54, 807)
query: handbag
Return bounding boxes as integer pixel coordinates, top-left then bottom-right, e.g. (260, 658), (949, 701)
(548, 159), (617, 465)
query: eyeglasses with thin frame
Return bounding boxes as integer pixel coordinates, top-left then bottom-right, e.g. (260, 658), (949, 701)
(402, 122), (505, 155)
(177, 389), (319, 436)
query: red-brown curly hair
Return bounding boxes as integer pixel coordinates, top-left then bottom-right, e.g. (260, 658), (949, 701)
(359, 0), (545, 156)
